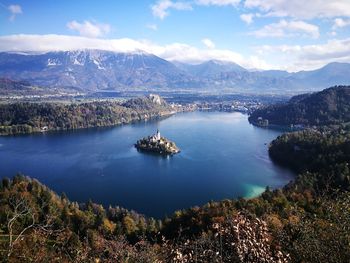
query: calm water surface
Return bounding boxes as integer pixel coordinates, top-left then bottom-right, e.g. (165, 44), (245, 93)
(0, 112), (293, 218)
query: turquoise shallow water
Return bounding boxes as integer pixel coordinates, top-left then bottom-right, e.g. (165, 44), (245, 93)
(0, 111), (293, 218)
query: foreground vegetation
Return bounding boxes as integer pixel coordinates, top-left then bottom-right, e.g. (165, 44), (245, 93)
(0, 95), (173, 135)
(1, 124), (349, 262)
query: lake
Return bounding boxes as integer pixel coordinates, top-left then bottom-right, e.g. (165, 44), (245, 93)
(0, 111), (293, 218)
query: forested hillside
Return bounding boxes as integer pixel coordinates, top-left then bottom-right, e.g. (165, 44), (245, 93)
(0, 95), (173, 135)
(269, 127), (350, 192)
(249, 86), (350, 126)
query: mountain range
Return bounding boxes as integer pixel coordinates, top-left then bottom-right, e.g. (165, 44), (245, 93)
(0, 49), (349, 94)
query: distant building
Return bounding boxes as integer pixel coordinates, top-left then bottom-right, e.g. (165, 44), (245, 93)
(41, 126), (48, 132)
(151, 129), (161, 141)
(156, 129), (161, 140)
(135, 129), (180, 155)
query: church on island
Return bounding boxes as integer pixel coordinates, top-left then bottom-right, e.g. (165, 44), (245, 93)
(151, 129), (161, 142)
(135, 129), (180, 155)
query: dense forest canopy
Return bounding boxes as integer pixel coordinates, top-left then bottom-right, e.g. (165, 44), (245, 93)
(249, 86), (350, 126)
(269, 126), (350, 193)
(0, 95), (173, 135)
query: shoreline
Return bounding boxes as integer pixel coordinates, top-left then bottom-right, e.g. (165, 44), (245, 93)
(0, 110), (177, 137)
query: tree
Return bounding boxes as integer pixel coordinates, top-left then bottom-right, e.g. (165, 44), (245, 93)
(6, 195), (35, 258)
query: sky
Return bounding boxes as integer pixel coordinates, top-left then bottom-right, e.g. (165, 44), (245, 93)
(1, 0), (350, 71)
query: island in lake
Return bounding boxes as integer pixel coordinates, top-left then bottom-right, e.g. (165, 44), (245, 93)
(135, 129), (180, 155)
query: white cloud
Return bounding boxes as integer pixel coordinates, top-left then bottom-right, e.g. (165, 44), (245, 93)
(251, 19), (319, 39)
(240, 13), (254, 25)
(0, 34), (271, 70)
(155, 42), (271, 69)
(154, 42), (244, 64)
(66, 20), (111, 38)
(195, 0), (240, 6)
(255, 38), (350, 71)
(151, 0), (192, 19)
(332, 18), (350, 30)
(0, 34), (144, 53)
(151, 0), (241, 19)
(244, 0), (350, 19)
(202, 38), (215, 49)
(8, 4), (22, 21)
(146, 24), (158, 31)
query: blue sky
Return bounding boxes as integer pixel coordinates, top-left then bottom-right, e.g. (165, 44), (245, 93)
(1, 0), (350, 71)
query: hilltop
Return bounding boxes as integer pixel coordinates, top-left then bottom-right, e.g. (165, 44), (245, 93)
(249, 85), (350, 126)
